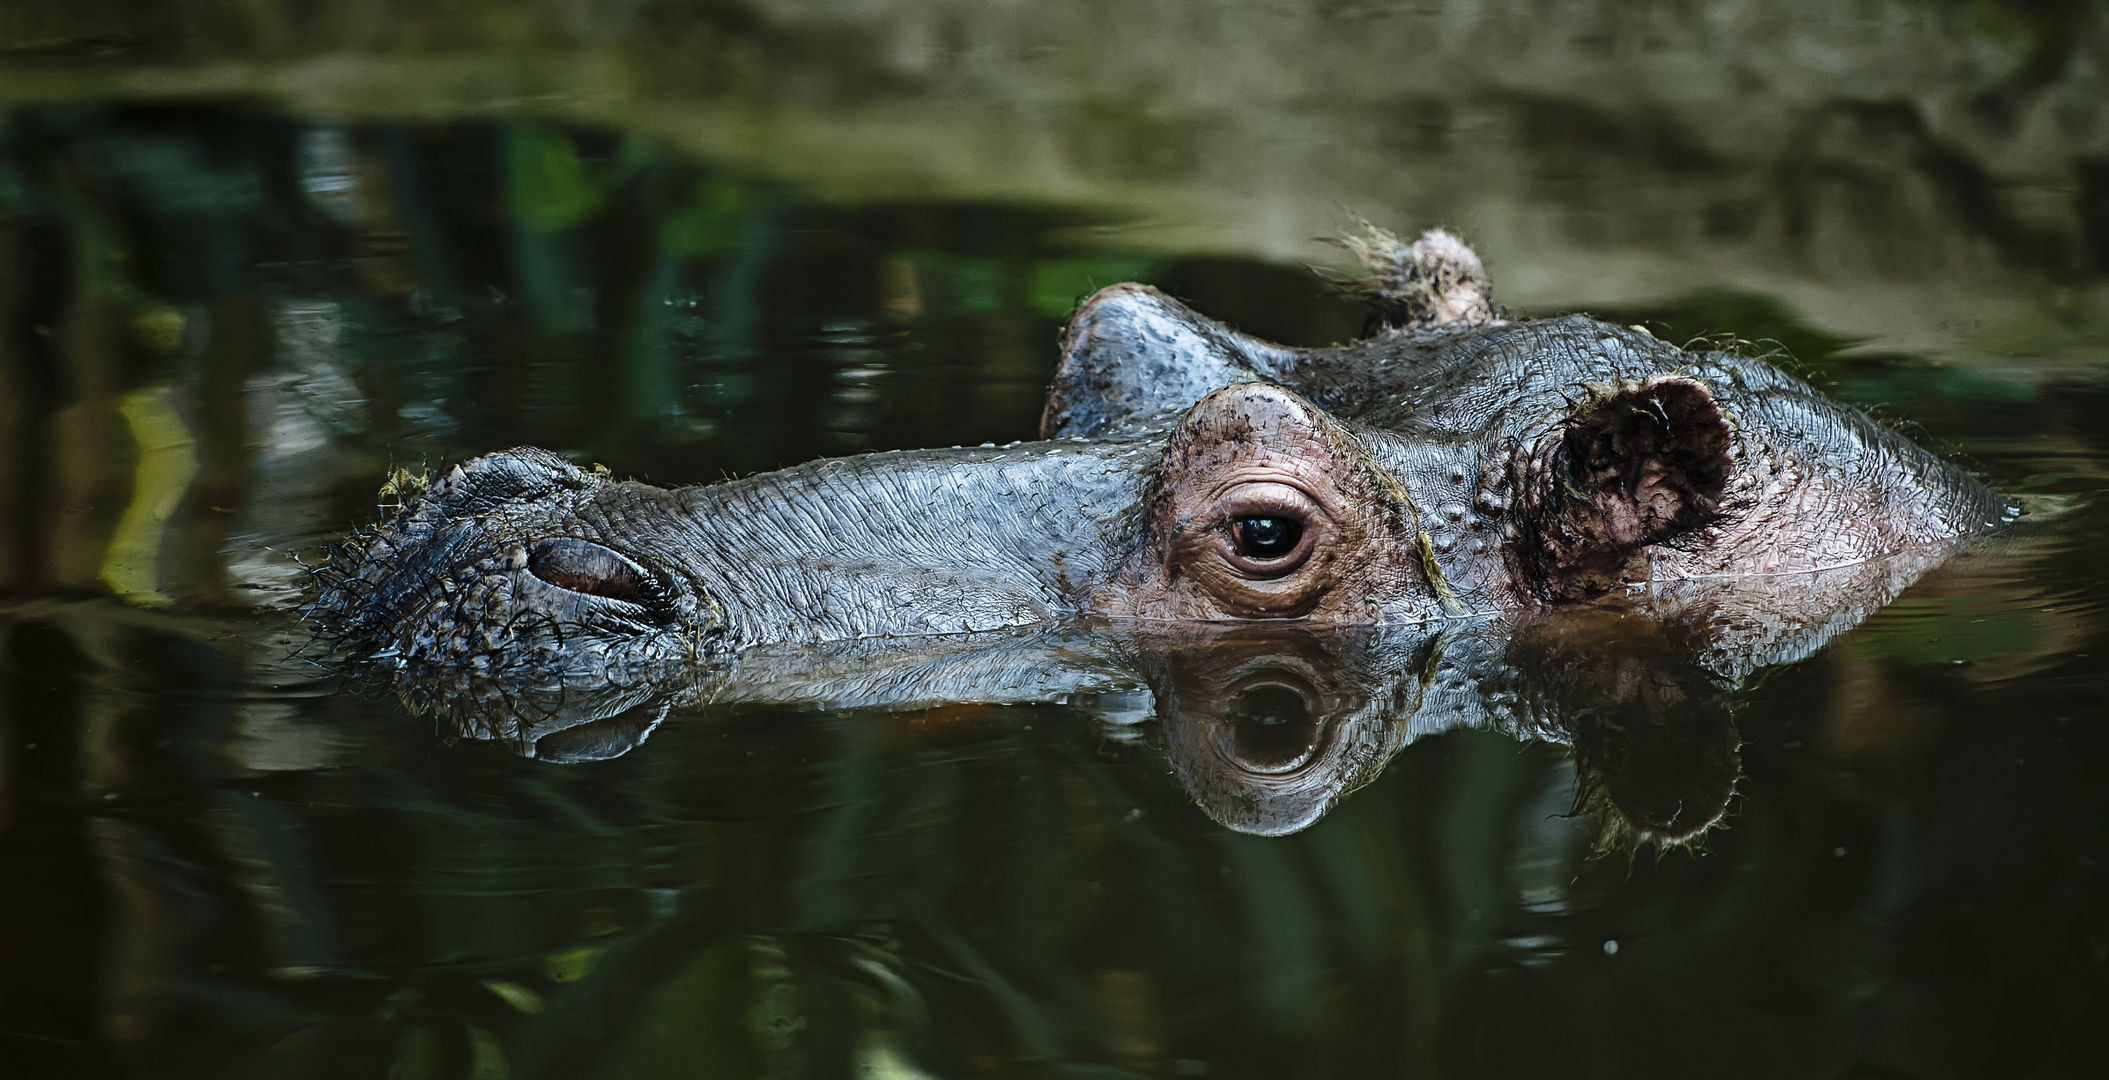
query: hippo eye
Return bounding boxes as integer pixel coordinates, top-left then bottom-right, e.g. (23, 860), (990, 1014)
(527, 538), (651, 604)
(1203, 483), (1323, 586)
(1231, 516), (1304, 562)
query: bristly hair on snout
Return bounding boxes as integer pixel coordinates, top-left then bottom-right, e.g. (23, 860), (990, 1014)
(299, 464), (435, 665)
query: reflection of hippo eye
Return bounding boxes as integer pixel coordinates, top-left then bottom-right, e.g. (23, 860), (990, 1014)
(1228, 681), (1316, 768)
(527, 538), (650, 604)
(1231, 516), (1303, 560)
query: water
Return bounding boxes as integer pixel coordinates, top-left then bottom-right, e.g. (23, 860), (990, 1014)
(4, 8), (2109, 1078)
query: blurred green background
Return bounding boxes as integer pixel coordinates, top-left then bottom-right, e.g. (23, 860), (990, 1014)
(1, 3), (2107, 1079)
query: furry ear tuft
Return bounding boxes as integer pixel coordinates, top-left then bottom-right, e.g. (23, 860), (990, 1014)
(1328, 222), (1496, 330)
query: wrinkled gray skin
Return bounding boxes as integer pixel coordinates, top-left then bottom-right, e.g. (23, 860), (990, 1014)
(437, 547), (1940, 839)
(316, 228), (2007, 834)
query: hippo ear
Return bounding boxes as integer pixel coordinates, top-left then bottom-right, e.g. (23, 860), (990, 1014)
(1041, 285), (1298, 439)
(1533, 378), (1732, 597)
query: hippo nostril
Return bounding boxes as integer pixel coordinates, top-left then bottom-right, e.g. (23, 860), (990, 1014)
(527, 538), (651, 604)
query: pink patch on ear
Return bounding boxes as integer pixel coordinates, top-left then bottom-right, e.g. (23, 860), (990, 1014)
(1562, 378), (1730, 544)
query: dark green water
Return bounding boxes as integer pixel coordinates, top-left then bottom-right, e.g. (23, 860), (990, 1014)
(3, 59), (2108, 1080)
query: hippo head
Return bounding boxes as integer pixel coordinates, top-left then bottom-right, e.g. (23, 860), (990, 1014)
(1048, 228), (2008, 617)
(315, 227), (2006, 725)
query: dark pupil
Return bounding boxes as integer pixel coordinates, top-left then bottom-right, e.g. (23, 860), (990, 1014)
(1232, 516), (1302, 560)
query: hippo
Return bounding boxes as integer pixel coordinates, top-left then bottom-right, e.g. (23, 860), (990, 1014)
(313, 226), (2009, 739)
(358, 544), (1937, 839)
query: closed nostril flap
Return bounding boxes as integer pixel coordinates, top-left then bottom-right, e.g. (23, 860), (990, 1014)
(527, 537), (650, 603)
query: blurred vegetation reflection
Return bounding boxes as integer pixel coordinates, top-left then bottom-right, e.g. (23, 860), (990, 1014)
(1, 5), (2108, 1076)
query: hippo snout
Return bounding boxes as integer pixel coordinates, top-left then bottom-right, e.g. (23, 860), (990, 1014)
(313, 448), (721, 726)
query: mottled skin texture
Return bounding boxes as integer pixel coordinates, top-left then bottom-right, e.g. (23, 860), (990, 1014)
(318, 439), (1156, 716)
(316, 229), (2007, 729)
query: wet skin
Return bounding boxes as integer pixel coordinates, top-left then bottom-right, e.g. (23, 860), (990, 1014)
(314, 231), (2008, 731)
(442, 548), (1939, 839)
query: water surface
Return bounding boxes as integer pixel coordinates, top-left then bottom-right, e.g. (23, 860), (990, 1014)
(3, 24), (2108, 1080)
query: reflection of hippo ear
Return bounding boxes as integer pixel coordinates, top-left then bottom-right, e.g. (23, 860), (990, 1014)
(1159, 662), (1398, 837)
(1569, 666), (1741, 846)
(1508, 609), (1742, 847)
(530, 701), (670, 763)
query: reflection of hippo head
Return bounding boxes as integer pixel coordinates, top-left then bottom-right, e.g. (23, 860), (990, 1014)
(418, 554), (1956, 856)
(510, 699), (670, 763)
(1147, 617), (1746, 842)
(1153, 628), (1421, 836)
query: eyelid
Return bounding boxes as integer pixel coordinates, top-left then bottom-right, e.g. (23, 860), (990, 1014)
(1216, 481), (1322, 518)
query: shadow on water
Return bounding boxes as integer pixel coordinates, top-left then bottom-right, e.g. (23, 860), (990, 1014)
(424, 550), (1960, 847)
(0, 53), (2106, 1080)
(7, 526), (2109, 1078)
(463, 613), (1751, 845)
